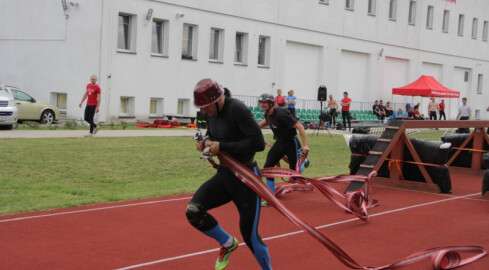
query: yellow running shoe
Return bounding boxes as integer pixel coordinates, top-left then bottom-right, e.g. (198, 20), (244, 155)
(215, 237), (239, 270)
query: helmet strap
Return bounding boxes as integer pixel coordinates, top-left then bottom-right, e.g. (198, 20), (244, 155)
(215, 95), (223, 115)
(266, 102), (273, 115)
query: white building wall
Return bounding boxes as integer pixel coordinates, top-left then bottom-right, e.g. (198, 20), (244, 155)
(283, 41), (322, 98)
(1, 0), (489, 122)
(0, 0), (104, 120)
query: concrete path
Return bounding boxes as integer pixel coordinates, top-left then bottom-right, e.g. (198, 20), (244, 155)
(0, 127), (348, 139)
(0, 129), (201, 139)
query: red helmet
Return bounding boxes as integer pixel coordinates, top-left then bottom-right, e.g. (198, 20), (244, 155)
(193, 78), (224, 108)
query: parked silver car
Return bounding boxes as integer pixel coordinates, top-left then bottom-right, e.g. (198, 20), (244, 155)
(2, 85), (59, 124)
(0, 86), (18, 130)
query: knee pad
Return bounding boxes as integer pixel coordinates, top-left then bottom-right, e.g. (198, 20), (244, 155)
(186, 202), (205, 229)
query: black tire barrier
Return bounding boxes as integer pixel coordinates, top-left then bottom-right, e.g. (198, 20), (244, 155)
(349, 155), (364, 175)
(483, 153), (489, 196)
(347, 135), (389, 177)
(409, 138), (450, 166)
(441, 134), (472, 168)
(456, 127), (471, 134)
(483, 171), (489, 196)
(348, 136), (452, 193)
(403, 139), (452, 193)
(349, 135), (378, 155)
(352, 127), (370, 134)
(482, 153), (489, 170)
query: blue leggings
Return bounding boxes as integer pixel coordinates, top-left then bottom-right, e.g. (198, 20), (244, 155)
(186, 164), (272, 269)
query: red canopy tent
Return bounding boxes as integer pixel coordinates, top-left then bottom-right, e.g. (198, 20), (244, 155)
(392, 75), (460, 98)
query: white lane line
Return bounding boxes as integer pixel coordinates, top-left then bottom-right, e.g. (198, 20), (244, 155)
(116, 192), (479, 270)
(0, 196), (193, 223)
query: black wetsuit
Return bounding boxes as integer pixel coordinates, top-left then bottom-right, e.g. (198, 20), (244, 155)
(186, 97), (272, 269)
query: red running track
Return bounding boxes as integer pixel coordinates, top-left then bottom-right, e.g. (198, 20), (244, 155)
(1, 172), (488, 270)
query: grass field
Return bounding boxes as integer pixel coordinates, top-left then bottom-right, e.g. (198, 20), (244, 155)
(0, 128), (446, 215)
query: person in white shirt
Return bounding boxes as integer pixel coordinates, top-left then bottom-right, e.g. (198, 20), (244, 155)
(456, 97), (472, 133)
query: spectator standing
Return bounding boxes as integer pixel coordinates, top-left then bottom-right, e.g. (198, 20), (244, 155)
(285, 90), (297, 118)
(340, 91), (352, 131)
(428, 97), (439, 120)
(456, 97), (471, 120)
(79, 75), (101, 137)
(274, 89), (286, 108)
(456, 97), (471, 133)
(324, 94), (339, 128)
(439, 99), (446, 120)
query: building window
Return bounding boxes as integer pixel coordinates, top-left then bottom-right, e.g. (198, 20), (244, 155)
(177, 99), (190, 115)
(319, 0), (329, 4)
(210, 28), (224, 62)
(483, 21), (488, 41)
(477, 74), (483, 94)
(458, 15), (465, 36)
(408, 1), (416, 25)
(345, 0), (354, 10)
(472, 18), (478, 39)
(368, 0), (376, 15)
(149, 98), (163, 116)
(442, 10), (449, 33)
(51, 92), (67, 114)
(475, 109), (480, 119)
(151, 20), (169, 56)
(120, 97), (135, 117)
(426, 6), (434, 29)
(258, 35), (270, 67)
(182, 24), (198, 60)
(118, 14), (136, 51)
(464, 71), (469, 82)
(388, 0), (397, 20)
(235, 32), (248, 64)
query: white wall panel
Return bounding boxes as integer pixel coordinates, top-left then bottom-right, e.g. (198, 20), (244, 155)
(384, 57), (410, 105)
(283, 41), (322, 100)
(339, 50), (369, 101)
